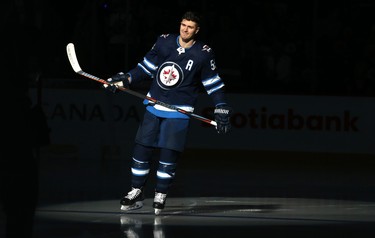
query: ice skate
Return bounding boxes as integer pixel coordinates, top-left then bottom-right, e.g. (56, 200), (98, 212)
(153, 192), (167, 215)
(120, 187), (144, 211)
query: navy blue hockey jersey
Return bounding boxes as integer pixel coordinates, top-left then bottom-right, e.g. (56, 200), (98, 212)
(127, 34), (227, 119)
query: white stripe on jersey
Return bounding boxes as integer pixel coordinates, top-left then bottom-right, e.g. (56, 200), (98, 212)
(206, 83), (225, 95)
(146, 92), (194, 112)
(153, 104), (194, 112)
(143, 57), (158, 71)
(202, 74), (221, 86)
(137, 63), (153, 76)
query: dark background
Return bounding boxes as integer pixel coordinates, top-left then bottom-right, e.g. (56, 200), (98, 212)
(2, 1), (375, 237)
(5, 0), (375, 97)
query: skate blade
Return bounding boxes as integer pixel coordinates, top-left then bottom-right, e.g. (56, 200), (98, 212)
(120, 201), (143, 211)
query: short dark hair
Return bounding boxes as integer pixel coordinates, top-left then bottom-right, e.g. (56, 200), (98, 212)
(181, 11), (201, 27)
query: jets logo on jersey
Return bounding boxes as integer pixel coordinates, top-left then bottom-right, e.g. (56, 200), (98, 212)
(156, 62), (184, 90)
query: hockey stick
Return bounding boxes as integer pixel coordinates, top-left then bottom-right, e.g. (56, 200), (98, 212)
(66, 43), (217, 126)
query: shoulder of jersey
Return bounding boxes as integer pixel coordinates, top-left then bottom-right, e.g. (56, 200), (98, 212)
(196, 41), (215, 55)
(158, 33), (176, 40)
(157, 34), (177, 45)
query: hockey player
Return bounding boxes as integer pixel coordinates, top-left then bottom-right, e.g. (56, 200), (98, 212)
(104, 11), (232, 215)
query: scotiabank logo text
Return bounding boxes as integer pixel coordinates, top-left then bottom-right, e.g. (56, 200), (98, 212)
(202, 107), (359, 132)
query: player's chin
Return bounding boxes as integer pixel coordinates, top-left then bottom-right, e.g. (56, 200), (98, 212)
(180, 35), (192, 42)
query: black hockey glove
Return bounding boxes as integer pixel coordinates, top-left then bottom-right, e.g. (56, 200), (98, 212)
(103, 72), (130, 93)
(214, 104), (232, 134)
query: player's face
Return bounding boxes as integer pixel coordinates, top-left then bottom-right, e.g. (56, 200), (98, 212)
(180, 19), (199, 42)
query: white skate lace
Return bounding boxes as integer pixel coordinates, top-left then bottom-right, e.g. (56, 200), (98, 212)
(125, 188), (141, 200)
(154, 192), (167, 203)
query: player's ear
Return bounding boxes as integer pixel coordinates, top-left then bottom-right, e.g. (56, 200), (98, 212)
(195, 27), (200, 34)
